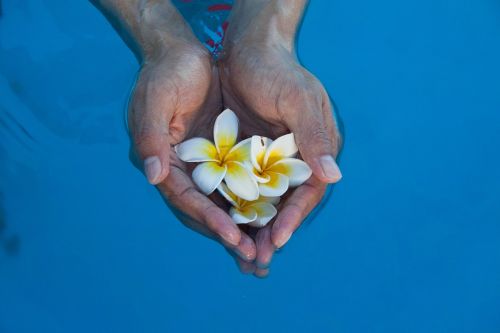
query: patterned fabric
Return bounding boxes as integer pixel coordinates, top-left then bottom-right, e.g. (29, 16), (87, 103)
(173, 0), (233, 57)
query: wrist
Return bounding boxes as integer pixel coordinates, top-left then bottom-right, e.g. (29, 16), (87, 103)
(137, 1), (202, 62)
(224, 0), (307, 53)
(93, 0), (201, 63)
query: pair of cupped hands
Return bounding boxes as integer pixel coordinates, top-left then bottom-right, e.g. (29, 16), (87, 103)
(120, 1), (342, 277)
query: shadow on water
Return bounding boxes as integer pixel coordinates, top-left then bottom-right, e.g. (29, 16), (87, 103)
(0, 194), (21, 257)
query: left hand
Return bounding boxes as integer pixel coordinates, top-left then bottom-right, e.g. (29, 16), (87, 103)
(219, 23), (343, 276)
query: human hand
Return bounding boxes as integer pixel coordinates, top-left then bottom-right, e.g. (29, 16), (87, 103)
(128, 5), (266, 266)
(93, 0), (259, 266)
(219, 0), (343, 272)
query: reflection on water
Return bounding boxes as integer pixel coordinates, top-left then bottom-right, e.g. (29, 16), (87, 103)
(0, 201), (4, 235)
(3, 234), (20, 256)
(2, 0), (500, 332)
(0, 0), (232, 262)
(0, 195), (20, 256)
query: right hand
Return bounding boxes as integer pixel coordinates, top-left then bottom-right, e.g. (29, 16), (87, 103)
(123, 4), (258, 269)
(217, 0), (343, 275)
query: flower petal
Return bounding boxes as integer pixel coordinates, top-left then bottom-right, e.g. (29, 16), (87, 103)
(216, 182), (239, 207)
(214, 109), (239, 159)
(192, 162), (227, 195)
(175, 138), (218, 162)
(248, 202), (277, 228)
(225, 137), (251, 163)
(263, 133), (298, 168)
(267, 158), (312, 187)
(251, 135), (273, 172)
(230, 207), (257, 224)
(225, 161), (259, 201)
(258, 171), (289, 197)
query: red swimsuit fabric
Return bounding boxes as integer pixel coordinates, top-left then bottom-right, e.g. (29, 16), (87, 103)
(173, 0), (233, 57)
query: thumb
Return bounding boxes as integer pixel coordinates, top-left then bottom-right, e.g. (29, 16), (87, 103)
(129, 90), (172, 185)
(286, 99), (342, 184)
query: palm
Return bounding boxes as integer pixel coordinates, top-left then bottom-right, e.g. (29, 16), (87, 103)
(128, 46), (260, 272)
(220, 46), (329, 136)
(219, 44), (340, 272)
(130, 48), (218, 143)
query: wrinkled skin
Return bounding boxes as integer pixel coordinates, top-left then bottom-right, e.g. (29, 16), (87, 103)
(218, 36), (343, 276)
(128, 22), (343, 278)
(128, 38), (262, 271)
(96, 0), (343, 278)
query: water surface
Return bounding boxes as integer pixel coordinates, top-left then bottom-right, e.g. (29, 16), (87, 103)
(1, 1), (500, 332)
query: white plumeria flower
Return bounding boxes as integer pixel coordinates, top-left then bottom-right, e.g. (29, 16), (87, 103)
(175, 109), (259, 201)
(217, 182), (279, 228)
(249, 133), (313, 197)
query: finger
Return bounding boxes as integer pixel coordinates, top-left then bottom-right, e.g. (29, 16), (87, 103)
(271, 176), (326, 248)
(176, 208), (257, 264)
(179, 213), (256, 263)
(170, 197), (257, 272)
(235, 256), (257, 275)
(224, 247), (257, 274)
(235, 232), (257, 262)
(129, 80), (173, 185)
(285, 86), (342, 184)
(223, 231), (257, 262)
(255, 224), (276, 269)
(158, 164), (241, 246)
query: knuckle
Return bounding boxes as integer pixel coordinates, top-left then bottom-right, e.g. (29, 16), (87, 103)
(167, 186), (195, 209)
(204, 205), (221, 225)
(287, 203), (305, 227)
(134, 132), (157, 151)
(178, 186), (199, 203)
(306, 124), (333, 149)
(302, 86), (319, 102)
(134, 126), (168, 148)
(310, 125), (329, 139)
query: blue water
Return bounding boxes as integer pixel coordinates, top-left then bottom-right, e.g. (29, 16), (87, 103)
(1, 1), (500, 332)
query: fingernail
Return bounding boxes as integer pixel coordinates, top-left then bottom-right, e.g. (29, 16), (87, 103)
(222, 228), (240, 247)
(272, 221), (291, 249)
(319, 155), (342, 183)
(274, 230), (292, 249)
(144, 156), (162, 184)
(236, 248), (253, 262)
